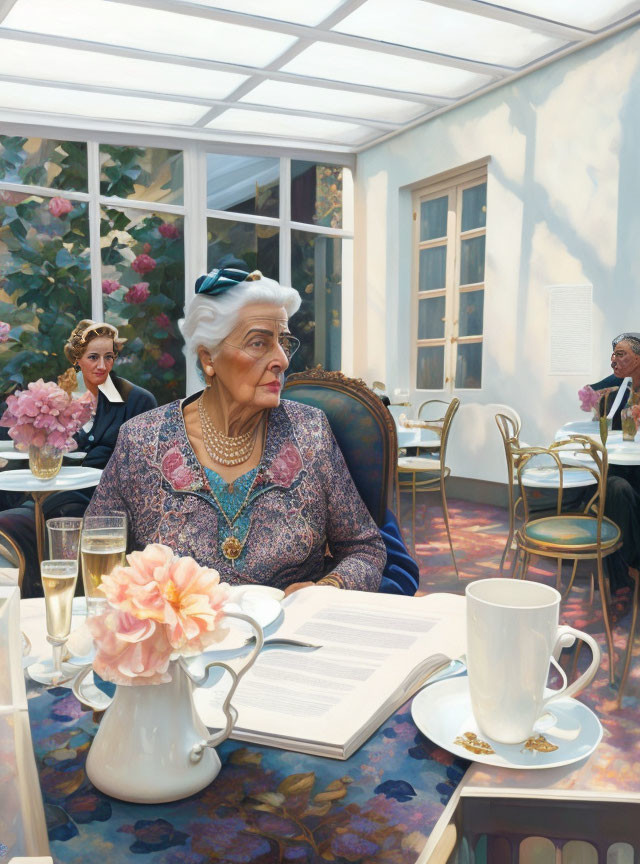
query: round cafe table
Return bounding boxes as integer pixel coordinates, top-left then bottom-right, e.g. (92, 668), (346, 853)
(0, 466), (102, 563)
(556, 420), (640, 466)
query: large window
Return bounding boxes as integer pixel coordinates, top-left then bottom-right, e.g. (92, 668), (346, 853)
(412, 162), (487, 391)
(1, 134), (352, 404)
(0, 136), (185, 405)
(206, 154), (352, 374)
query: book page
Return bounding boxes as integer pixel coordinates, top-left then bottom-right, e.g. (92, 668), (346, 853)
(193, 589), (465, 757)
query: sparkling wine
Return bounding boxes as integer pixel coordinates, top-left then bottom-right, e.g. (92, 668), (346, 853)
(42, 561), (78, 641)
(81, 535), (126, 598)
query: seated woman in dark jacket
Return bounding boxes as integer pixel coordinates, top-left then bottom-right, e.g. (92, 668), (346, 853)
(0, 320), (156, 596)
(588, 332), (640, 587)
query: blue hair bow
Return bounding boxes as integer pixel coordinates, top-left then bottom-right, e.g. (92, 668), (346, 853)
(195, 267), (250, 296)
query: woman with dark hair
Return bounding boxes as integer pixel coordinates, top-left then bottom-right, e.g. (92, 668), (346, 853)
(86, 269), (385, 594)
(0, 319), (156, 596)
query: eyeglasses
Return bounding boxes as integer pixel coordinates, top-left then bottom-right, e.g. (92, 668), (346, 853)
(225, 331), (300, 362)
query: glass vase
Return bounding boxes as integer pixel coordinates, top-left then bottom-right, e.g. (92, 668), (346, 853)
(28, 445), (63, 479)
(621, 407), (637, 441)
(598, 416), (610, 447)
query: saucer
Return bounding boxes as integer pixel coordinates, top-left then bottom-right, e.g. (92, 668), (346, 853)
(411, 676), (602, 770)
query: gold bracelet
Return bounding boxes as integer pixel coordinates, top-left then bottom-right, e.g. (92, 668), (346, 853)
(317, 573), (344, 589)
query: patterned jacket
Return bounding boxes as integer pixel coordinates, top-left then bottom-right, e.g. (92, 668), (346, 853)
(86, 395), (385, 591)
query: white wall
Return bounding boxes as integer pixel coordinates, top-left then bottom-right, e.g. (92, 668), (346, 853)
(354, 25), (640, 484)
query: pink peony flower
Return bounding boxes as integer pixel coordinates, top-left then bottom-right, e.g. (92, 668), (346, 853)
(131, 253), (156, 275)
(0, 321), (10, 343)
(124, 282), (150, 304)
(0, 381), (94, 451)
(158, 222), (179, 240)
(99, 543), (230, 656)
(143, 242), (151, 254)
(48, 197), (73, 218)
(161, 445), (199, 490)
(154, 313), (171, 331)
(631, 405), (640, 428)
(88, 608), (173, 686)
(578, 385), (601, 413)
(267, 441), (303, 487)
(102, 279), (121, 295)
(158, 352), (175, 369)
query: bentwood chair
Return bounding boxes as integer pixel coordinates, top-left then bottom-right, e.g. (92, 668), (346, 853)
(0, 527), (25, 590)
(495, 411), (523, 572)
(397, 398), (460, 577)
(283, 367), (418, 596)
(512, 435), (621, 682)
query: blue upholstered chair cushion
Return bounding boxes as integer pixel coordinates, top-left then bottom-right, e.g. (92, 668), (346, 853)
(523, 515), (620, 548)
(283, 386), (388, 526)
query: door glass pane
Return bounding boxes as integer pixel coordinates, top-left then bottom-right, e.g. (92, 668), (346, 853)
(520, 837), (556, 864)
(0, 191), (91, 395)
(291, 160), (344, 228)
(417, 345), (444, 389)
(207, 218), (279, 280)
(420, 196), (447, 240)
(419, 246), (446, 292)
(608, 843), (634, 864)
(290, 230), (342, 373)
(458, 289), (484, 337)
(460, 235), (485, 285)
(207, 154), (279, 217)
(455, 342), (482, 388)
(562, 842), (597, 864)
(0, 135), (87, 191)
(418, 296), (445, 340)
(100, 145), (183, 205)
(461, 183), (487, 231)
(101, 206), (185, 405)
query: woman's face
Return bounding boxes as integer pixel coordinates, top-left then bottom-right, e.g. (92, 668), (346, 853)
(77, 336), (116, 389)
(203, 302), (293, 411)
(611, 340), (640, 379)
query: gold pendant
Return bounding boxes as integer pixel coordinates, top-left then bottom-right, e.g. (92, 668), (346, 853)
(222, 536), (243, 560)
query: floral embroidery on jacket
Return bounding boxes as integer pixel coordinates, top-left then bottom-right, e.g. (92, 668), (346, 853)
(266, 440), (303, 487)
(161, 444), (201, 491)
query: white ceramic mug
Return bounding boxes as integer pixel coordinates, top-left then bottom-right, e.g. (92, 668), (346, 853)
(466, 578), (600, 744)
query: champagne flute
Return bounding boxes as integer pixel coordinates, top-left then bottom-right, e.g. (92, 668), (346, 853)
(81, 513), (127, 615)
(47, 516), (83, 562)
(27, 559), (79, 685)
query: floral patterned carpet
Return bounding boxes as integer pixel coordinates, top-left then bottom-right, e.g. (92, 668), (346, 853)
(401, 495), (640, 793)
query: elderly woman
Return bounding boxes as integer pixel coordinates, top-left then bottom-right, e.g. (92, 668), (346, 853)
(587, 332), (640, 587)
(0, 319), (156, 596)
(86, 268), (385, 593)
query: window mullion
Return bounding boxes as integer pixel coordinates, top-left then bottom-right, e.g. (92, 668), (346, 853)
(443, 189), (458, 389)
(279, 156), (291, 288)
(87, 140), (103, 323)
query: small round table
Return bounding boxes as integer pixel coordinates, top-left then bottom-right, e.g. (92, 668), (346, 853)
(556, 421), (640, 466)
(0, 466), (102, 563)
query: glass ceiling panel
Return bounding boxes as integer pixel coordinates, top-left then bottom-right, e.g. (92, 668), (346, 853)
(335, 0), (566, 67)
(282, 43), (492, 97)
(208, 109), (372, 145)
(3, 0), (296, 68)
(0, 40), (247, 100)
(483, 0), (640, 31)
(0, 81), (208, 124)
(186, 0), (348, 26)
(242, 81), (426, 123)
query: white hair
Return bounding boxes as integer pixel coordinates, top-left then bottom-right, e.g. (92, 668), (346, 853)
(179, 273), (302, 369)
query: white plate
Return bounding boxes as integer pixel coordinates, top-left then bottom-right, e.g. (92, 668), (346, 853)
(227, 584), (285, 604)
(411, 676), (602, 770)
(64, 451), (87, 461)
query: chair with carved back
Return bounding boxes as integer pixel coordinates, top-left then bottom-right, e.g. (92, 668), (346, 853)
(283, 368), (418, 596)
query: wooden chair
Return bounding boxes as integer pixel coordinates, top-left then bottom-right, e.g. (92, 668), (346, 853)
(0, 527), (25, 591)
(512, 435), (621, 682)
(495, 411), (523, 572)
(397, 397), (460, 577)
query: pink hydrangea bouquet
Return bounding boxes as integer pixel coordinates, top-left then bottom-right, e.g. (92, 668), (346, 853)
(0, 379), (95, 452)
(88, 543), (231, 686)
(577, 385), (618, 418)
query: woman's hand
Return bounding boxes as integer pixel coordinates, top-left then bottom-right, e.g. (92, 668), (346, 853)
(283, 581), (315, 596)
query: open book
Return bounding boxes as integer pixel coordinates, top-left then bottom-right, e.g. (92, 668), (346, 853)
(193, 588), (466, 760)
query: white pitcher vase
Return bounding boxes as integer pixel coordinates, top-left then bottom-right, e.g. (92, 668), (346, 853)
(72, 610), (262, 803)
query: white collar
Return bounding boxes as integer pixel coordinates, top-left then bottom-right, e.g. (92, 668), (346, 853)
(76, 372), (124, 404)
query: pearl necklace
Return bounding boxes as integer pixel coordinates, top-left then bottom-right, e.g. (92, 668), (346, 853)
(198, 395), (256, 466)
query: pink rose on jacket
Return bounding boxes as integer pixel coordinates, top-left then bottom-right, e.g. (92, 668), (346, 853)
(158, 222), (179, 239)
(102, 279), (121, 295)
(0, 321), (10, 343)
(267, 441), (302, 486)
(125, 282), (150, 304)
(48, 197), (73, 218)
(158, 352), (175, 369)
(161, 445), (198, 489)
(131, 253), (156, 275)
(88, 608), (173, 686)
(154, 313), (171, 331)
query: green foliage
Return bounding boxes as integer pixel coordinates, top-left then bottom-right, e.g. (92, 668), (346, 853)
(0, 135), (87, 191)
